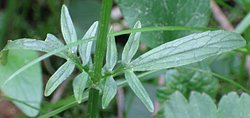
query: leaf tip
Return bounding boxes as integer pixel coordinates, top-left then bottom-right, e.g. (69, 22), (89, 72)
(62, 4), (68, 11)
(135, 20), (142, 28)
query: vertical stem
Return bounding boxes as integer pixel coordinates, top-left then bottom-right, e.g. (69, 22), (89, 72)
(87, 88), (100, 118)
(88, 0), (112, 118)
(93, 0), (112, 83)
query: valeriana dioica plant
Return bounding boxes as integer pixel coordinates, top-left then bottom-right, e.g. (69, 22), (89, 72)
(0, 1), (246, 117)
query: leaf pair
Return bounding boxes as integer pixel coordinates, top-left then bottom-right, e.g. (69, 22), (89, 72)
(102, 28), (118, 109)
(44, 5), (78, 96)
(122, 21), (154, 112)
(45, 5), (99, 102)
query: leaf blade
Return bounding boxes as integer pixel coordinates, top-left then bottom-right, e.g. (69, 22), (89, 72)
(122, 21), (141, 64)
(105, 28), (117, 71)
(2, 34), (65, 57)
(130, 30), (246, 71)
(61, 5), (77, 53)
(73, 71), (89, 103)
(0, 50), (42, 117)
(79, 21), (98, 66)
(102, 76), (117, 109)
(124, 70), (154, 112)
(45, 60), (75, 96)
(117, 0), (210, 47)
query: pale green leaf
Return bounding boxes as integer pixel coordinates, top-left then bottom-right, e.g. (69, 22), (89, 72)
(105, 28), (117, 71)
(129, 30), (246, 71)
(2, 34), (65, 57)
(79, 21), (98, 66)
(45, 60), (75, 96)
(189, 92), (217, 118)
(124, 70), (154, 112)
(102, 76), (117, 109)
(165, 92), (191, 118)
(61, 5), (77, 53)
(117, 0), (210, 48)
(122, 21), (141, 64)
(0, 50), (42, 117)
(73, 71), (89, 103)
(162, 91), (250, 118)
(218, 92), (250, 118)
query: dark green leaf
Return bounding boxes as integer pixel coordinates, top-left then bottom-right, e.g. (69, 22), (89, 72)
(0, 50), (42, 117)
(122, 21), (141, 64)
(124, 70), (154, 112)
(45, 60), (75, 96)
(157, 62), (218, 103)
(117, 0), (210, 47)
(73, 71), (89, 103)
(102, 76), (117, 109)
(129, 30), (246, 71)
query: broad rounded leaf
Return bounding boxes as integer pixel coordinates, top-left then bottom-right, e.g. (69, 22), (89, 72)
(79, 21), (98, 66)
(122, 21), (141, 64)
(45, 60), (75, 96)
(117, 0), (210, 47)
(73, 71), (89, 103)
(218, 92), (250, 118)
(102, 76), (117, 109)
(124, 70), (154, 112)
(61, 5), (77, 53)
(162, 91), (250, 118)
(0, 50), (42, 117)
(129, 30), (246, 71)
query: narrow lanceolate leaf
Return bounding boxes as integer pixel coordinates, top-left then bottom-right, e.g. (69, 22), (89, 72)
(124, 70), (154, 112)
(61, 5), (77, 53)
(129, 30), (246, 71)
(45, 60), (75, 96)
(102, 76), (117, 109)
(2, 34), (65, 57)
(79, 21), (98, 66)
(122, 21), (141, 64)
(105, 28), (117, 71)
(73, 71), (89, 103)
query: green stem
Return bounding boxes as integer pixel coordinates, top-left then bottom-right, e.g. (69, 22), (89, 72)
(88, 0), (112, 117)
(93, 0), (112, 83)
(108, 26), (218, 36)
(87, 88), (100, 118)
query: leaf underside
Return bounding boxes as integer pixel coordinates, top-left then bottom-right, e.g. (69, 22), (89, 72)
(124, 70), (154, 112)
(129, 30), (245, 71)
(45, 60), (75, 96)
